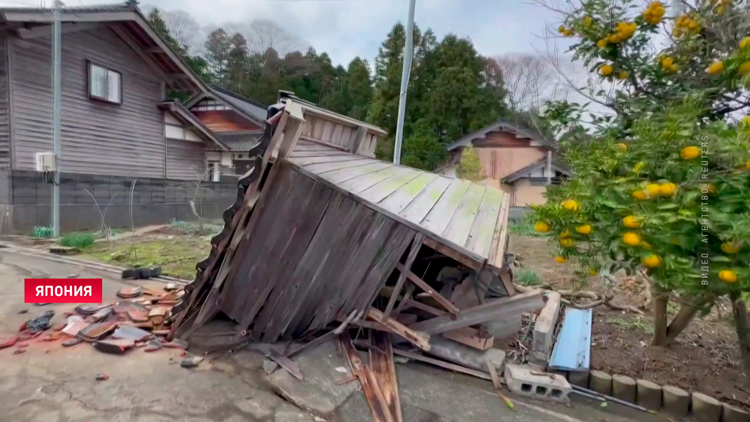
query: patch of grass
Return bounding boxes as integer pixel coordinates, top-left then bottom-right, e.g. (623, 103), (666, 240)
(508, 219), (544, 237)
(610, 316), (654, 335)
(59, 232), (97, 249)
(32, 226), (53, 238)
(170, 219), (223, 235)
(82, 238), (211, 279)
(516, 268), (542, 286)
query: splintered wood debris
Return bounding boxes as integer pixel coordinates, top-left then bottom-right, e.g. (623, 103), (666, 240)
(164, 93), (546, 420)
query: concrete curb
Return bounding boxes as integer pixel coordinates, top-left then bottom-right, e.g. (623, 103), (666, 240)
(556, 368), (747, 422)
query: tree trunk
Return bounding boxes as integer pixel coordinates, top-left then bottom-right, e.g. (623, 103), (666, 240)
(665, 295), (709, 346)
(731, 298), (750, 387)
(651, 284), (669, 346)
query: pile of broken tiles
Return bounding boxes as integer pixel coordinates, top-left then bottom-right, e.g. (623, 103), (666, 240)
(0, 283), (203, 367)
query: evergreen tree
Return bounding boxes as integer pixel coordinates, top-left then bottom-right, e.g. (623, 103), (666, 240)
(345, 57), (373, 121)
(226, 33), (249, 92)
(456, 148), (485, 181)
(205, 29), (233, 84)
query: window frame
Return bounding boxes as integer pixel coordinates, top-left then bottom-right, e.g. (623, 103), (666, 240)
(87, 60), (123, 105)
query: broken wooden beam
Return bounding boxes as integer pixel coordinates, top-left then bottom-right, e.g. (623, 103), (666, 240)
(383, 234), (424, 320)
(408, 290), (545, 335)
(532, 291), (561, 364)
(443, 327), (494, 351)
(395, 263), (460, 316)
(392, 348), (492, 381)
(367, 308), (431, 351)
(371, 332), (403, 422)
(340, 333), (395, 422)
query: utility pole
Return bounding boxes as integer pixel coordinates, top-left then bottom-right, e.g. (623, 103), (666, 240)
(392, 0), (416, 165)
(52, 0), (62, 237)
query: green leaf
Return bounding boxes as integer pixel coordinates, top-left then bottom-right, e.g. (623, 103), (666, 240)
(657, 203), (680, 210)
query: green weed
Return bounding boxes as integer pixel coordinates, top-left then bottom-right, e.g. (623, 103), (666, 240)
(516, 268), (542, 286)
(59, 232), (97, 249)
(609, 316), (653, 334)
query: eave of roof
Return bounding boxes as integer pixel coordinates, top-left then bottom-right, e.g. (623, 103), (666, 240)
(285, 94), (387, 137)
(0, 4), (209, 94)
(159, 101), (229, 151)
(501, 156), (571, 183)
(184, 87), (268, 128)
(446, 119), (549, 151)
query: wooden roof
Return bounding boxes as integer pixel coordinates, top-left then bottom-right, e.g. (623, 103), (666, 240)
(286, 140), (511, 270)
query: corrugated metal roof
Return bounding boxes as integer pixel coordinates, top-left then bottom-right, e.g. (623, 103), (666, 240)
(287, 140), (511, 270)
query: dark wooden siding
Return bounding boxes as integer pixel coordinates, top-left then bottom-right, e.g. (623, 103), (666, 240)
(166, 139), (205, 180)
(0, 34), (10, 168)
(191, 110), (261, 132)
(9, 26), (166, 177)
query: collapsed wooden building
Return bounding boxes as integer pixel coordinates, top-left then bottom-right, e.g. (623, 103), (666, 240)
(170, 91), (544, 368)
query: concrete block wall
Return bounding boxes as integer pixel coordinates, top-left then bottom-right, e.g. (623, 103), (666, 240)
(0, 170), (237, 234)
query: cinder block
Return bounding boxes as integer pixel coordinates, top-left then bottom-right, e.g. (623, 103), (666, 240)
(504, 364), (571, 404)
(532, 291), (561, 363)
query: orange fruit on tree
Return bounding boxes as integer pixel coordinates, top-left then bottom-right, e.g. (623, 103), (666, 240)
(719, 270), (737, 283)
(642, 254), (662, 268)
(560, 229), (570, 238)
(575, 224), (592, 235)
(646, 183), (662, 197)
(632, 190), (648, 200)
(623, 232), (642, 246)
(554, 256), (568, 263)
(560, 238), (574, 247)
(622, 215), (641, 228)
(561, 199), (579, 211)
(680, 146), (700, 160)
(534, 221), (550, 233)
(599, 65), (614, 76)
(721, 241), (742, 254)
(660, 182), (677, 196)
(706, 61), (724, 74)
(617, 143), (628, 151)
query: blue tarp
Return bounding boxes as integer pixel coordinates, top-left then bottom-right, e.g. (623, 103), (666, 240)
(548, 307), (592, 372)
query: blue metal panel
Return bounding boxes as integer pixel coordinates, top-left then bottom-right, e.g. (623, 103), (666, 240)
(548, 307), (592, 372)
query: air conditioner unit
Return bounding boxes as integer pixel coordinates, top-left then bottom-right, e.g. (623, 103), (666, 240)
(35, 152), (57, 172)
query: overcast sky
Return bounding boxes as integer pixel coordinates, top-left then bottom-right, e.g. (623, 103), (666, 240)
(8, 0), (571, 66)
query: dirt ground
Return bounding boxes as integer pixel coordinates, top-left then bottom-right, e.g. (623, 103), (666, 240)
(510, 234), (750, 410)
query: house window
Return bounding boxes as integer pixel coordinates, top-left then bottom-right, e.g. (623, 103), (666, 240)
(88, 61), (122, 104)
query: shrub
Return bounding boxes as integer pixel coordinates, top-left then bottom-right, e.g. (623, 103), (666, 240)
(59, 232), (96, 249)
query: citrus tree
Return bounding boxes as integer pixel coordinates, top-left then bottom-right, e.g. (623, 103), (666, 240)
(530, 0), (750, 378)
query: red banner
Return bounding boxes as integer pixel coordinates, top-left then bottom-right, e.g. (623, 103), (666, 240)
(24, 278), (103, 304)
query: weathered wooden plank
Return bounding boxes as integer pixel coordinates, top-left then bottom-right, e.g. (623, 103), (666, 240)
(306, 211), (394, 332)
(320, 161), (393, 183)
(313, 118), (325, 139)
(378, 173), (438, 214)
(393, 349), (492, 381)
(292, 154), (362, 166)
(358, 168), (421, 204)
(337, 165), (408, 194)
(367, 308), (431, 351)
(398, 177), (451, 224)
(250, 178), (335, 341)
(408, 291), (545, 335)
(490, 193), (511, 270)
(442, 184), (486, 248)
(465, 187), (504, 257)
(395, 263), (460, 315)
(383, 233), (424, 319)
(322, 121), (335, 141)
(422, 236), (483, 270)
(349, 224), (415, 316)
(371, 332), (403, 422)
(420, 179), (471, 235)
(290, 150), (351, 158)
(331, 124), (344, 145)
(303, 158), (375, 174)
(341, 333), (394, 422)
(267, 194), (367, 340)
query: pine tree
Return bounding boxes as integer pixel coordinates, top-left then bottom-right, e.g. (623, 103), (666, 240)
(226, 33), (249, 92)
(456, 148), (485, 181)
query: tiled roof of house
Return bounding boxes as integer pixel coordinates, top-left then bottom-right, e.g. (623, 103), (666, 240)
(208, 131), (264, 152)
